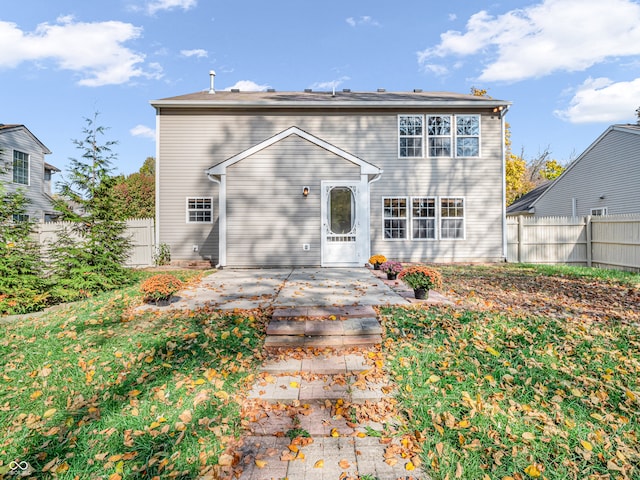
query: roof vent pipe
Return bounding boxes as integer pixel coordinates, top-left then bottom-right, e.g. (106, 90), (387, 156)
(209, 70), (216, 94)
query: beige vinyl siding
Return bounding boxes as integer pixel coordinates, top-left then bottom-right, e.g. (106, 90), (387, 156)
(533, 129), (640, 217)
(0, 128), (52, 222)
(225, 135), (359, 266)
(157, 108), (505, 263)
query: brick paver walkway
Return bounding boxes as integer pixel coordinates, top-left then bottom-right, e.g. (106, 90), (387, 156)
(215, 303), (426, 480)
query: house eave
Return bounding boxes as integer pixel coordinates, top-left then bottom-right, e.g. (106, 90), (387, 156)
(151, 99), (511, 109)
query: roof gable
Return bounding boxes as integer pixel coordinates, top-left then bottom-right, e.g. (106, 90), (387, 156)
(206, 126), (382, 176)
(0, 124), (52, 154)
(527, 124), (640, 210)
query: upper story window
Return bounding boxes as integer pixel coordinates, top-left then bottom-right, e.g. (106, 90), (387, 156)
(456, 116), (480, 157)
(186, 197), (213, 223)
(427, 115), (451, 157)
(13, 150), (29, 185)
(399, 114), (480, 158)
(590, 207), (608, 216)
(398, 115), (423, 158)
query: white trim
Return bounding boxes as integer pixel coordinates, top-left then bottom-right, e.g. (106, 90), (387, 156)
(12, 150), (30, 186)
(398, 114), (425, 159)
(207, 126), (382, 176)
(382, 196), (409, 241)
(185, 197), (214, 224)
(501, 113), (507, 260)
(321, 179), (368, 267)
(410, 196), (437, 241)
(218, 175), (226, 266)
(154, 113), (161, 251)
(439, 196), (466, 240)
(590, 207), (608, 216)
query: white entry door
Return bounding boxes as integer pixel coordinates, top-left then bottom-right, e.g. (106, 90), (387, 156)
(321, 181), (364, 266)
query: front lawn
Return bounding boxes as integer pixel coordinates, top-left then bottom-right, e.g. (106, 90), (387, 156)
(0, 270), (267, 479)
(381, 264), (639, 480)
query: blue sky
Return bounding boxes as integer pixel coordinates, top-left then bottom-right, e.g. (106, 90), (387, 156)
(2, 0), (640, 177)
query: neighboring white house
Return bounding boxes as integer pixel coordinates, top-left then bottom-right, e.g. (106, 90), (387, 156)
(509, 124), (640, 217)
(0, 124), (59, 222)
(150, 83), (511, 267)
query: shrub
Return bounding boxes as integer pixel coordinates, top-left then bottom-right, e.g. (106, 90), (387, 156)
(398, 265), (442, 290)
(140, 274), (183, 303)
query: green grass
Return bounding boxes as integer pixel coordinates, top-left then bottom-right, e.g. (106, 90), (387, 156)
(381, 303), (640, 480)
(0, 270), (266, 479)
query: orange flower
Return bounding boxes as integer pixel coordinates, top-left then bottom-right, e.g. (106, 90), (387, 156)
(398, 265), (442, 290)
(140, 274), (183, 302)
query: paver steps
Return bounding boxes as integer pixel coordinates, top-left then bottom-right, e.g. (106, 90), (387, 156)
(265, 305), (383, 350)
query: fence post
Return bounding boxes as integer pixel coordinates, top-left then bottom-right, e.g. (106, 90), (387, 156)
(517, 216), (523, 263)
(585, 215), (592, 267)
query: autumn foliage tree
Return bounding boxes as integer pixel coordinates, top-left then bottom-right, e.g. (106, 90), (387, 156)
(110, 157), (155, 219)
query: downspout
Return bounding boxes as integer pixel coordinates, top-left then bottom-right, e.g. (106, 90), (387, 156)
(154, 109), (161, 256)
(206, 172), (224, 268)
(500, 106), (510, 262)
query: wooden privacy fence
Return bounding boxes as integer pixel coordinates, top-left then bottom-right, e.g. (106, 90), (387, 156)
(507, 214), (640, 272)
(35, 218), (155, 268)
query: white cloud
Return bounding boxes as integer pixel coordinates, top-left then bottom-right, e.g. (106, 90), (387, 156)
(554, 77), (640, 123)
(130, 124), (156, 139)
(181, 49), (208, 58)
(309, 76), (351, 91)
(418, 0), (640, 83)
(0, 17), (160, 86)
(224, 80), (271, 91)
(345, 16), (380, 27)
(448, 13), (457, 21)
(145, 0), (197, 15)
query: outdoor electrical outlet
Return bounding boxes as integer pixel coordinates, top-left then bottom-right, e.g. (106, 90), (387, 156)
(302, 244), (310, 251)
(192, 244), (198, 252)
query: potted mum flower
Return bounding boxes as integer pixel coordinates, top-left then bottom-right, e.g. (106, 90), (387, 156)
(379, 260), (403, 280)
(368, 254), (387, 270)
(140, 274), (183, 306)
(398, 265), (442, 299)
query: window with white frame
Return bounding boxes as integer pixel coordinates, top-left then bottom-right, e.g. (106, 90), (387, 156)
(590, 207), (608, 216)
(398, 114), (480, 158)
(186, 197), (213, 223)
(440, 197), (465, 239)
(427, 115), (452, 157)
(411, 197), (436, 239)
(383, 197), (407, 239)
(12, 214), (29, 222)
(13, 150), (29, 185)
(398, 115), (423, 157)
(456, 115), (480, 157)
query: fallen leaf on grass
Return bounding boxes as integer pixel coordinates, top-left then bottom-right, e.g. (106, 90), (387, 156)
(314, 459), (324, 468)
(338, 459), (350, 469)
(254, 459), (267, 469)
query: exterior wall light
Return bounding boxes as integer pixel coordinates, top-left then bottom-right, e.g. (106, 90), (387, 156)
(302, 186), (310, 197)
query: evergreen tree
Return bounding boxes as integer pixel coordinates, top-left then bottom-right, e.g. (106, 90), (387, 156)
(50, 113), (132, 301)
(0, 148), (49, 313)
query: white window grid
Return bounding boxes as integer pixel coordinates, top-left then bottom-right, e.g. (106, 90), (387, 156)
(383, 196), (465, 241)
(398, 115), (424, 158)
(13, 150), (29, 185)
(590, 207), (608, 216)
(411, 197), (436, 240)
(440, 197), (465, 239)
(398, 114), (481, 158)
(383, 197), (408, 240)
(186, 197), (213, 223)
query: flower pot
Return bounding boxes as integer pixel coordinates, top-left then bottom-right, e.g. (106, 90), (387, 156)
(373, 263), (381, 270)
(386, 272), (397, 280)
(413, 288), (428, 300)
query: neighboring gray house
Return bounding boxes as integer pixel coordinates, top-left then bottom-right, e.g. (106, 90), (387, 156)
(516, 124), (640, 217)
(151, 85), (511, 267)
(0, 124), (59, 222)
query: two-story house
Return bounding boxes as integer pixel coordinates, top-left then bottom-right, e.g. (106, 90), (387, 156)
(151, 83), (510, 267)
(0, 124), (59, 222)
